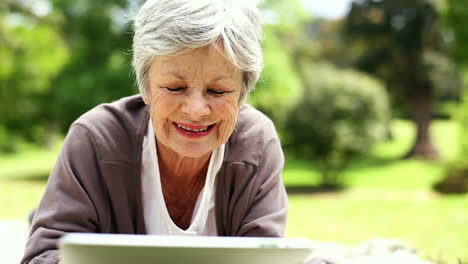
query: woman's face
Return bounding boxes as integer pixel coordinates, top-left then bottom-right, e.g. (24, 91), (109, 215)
(146, 45), (243, 158)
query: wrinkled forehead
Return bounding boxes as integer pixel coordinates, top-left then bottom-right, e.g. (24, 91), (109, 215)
(150, 44), (242, 82)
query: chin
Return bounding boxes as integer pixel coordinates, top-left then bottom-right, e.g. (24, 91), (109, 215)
(173, 145), (214, 158)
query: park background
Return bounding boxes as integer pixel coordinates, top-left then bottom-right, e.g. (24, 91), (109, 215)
(0, 0), (467, 263)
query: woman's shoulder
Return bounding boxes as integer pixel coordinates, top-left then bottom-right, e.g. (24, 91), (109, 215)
(74, 95), (148, 129)
(225, 104), (281, 166)
(68, 94), (149, 162)
(238, 104), (275, 129)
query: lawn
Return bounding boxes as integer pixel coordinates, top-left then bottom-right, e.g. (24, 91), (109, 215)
(284, 120), (468, 264)
(0, 119), (467, 263)
(0, 143), (60, 219)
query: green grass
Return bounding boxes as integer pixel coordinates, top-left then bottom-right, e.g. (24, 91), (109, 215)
(287, 193), (467, 263)
(0, 120), (466, 263)
(284, 119), (468, 263)
(0, 143), (61, 219)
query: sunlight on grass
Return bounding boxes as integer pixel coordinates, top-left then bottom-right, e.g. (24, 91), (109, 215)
(0, 142), (61, 219)
(344, 160), (445, 190)
(0, 143), (61, 180)
(283, 119), (468, 263)
(371, 119), (415, 159)
(283, 157), (322, 187)
(0, 181), (46, 219)
(286, 193), (468, 264)
(346, 120), (458, 191)
(371, 119), (459, 161)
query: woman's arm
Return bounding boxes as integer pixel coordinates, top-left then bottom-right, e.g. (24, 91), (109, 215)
(21, 124), (102, 264)
(236, 138), (288, 237)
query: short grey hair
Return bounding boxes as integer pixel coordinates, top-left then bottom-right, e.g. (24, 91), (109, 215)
(132, 0), (263, 103)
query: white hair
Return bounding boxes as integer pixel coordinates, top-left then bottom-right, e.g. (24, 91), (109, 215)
(132, 0), (263, 103)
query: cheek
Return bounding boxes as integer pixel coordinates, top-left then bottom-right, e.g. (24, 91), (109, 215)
(148, 92), (173, 137)
(215, 97), (240, 141)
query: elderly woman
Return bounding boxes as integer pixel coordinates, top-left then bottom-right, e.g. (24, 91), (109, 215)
(21, 0), (287, 263)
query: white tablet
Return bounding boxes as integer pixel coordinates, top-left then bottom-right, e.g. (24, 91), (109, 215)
(59, 233), (312, 264)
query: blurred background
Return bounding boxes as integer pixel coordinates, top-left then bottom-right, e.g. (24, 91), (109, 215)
(0, 0), (467, 263)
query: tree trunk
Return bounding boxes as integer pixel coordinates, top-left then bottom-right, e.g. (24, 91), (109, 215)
(403, 84), (440, 160)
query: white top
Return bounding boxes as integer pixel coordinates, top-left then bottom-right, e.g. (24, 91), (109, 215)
(141, 120), (223, 236)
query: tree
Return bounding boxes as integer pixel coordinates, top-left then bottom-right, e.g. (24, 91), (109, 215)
(446, 0), (468, 67)
(248, 0), (310, 129)
(432, 0), (468, 193)
(286, 62), (390, 187)
(45, 0), (136, 132)
(345, 0), (457, 159)
(0, 0), (136, 152)
(0, 1), (69, 151)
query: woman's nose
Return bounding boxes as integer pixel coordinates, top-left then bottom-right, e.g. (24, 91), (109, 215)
(181, 92), (210, 120)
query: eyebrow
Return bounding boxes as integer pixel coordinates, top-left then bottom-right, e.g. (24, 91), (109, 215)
(163, 71), (234, 82)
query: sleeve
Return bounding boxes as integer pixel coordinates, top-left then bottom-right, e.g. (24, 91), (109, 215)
(21, 124), (103, 264)
(236, 137), (288, 237)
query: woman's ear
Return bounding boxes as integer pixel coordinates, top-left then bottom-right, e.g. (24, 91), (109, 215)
(142, 94), (149, 105)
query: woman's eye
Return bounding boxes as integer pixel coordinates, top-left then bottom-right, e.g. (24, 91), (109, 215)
(165, 87), (185, 92)
(208, 89), (226, 95)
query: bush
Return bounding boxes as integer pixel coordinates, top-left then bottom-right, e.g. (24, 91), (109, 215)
(0, 125), (17, 153)
(434, 162), (468, 194)
(248, 27), (303, 129)
(436, 72), (468, 194)
(285, 63), (390, 187)
(459, 82), (468, 158)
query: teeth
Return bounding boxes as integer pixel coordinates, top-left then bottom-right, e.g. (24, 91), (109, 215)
(177, 123), (209, 132)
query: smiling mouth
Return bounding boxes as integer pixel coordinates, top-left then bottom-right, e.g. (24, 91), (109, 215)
(175, 123), (211, 132)
(173, 122), (215, 134)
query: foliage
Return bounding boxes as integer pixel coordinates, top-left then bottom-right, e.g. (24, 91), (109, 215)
(45, 0), (136, 132)
(0, 0), (313, 153)
(0, 9), (69, 151)
(446, 0), (468, 66)
(345, 0), (450, 96)
(307, 18), (357, 68)
(345, 0), (458, 159)
(458, 75), (468, 158)
(285, 63), (390, 187)
(347, 1), (431, 84)
(258, 0), (309, 32)
(249, 27), (303, 128)
(249, 0), (310, 130)
(446, 0), (468, 154)
(0, 0), (136, 152)
(439, 0), (468, 193)
(435, 72), (468, 194)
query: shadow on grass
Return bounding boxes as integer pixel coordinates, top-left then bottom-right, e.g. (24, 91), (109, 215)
(286, 154), (404, 173)
(4, 173), (49, 182)
(286, 184), (347, 194)
(346, 156), (402, 170)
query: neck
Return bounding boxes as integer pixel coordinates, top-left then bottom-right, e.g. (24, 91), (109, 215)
(156, 140), (211, 180)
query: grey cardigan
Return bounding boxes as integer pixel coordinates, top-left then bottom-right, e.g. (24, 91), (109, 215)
(21, 95), (288, 264)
